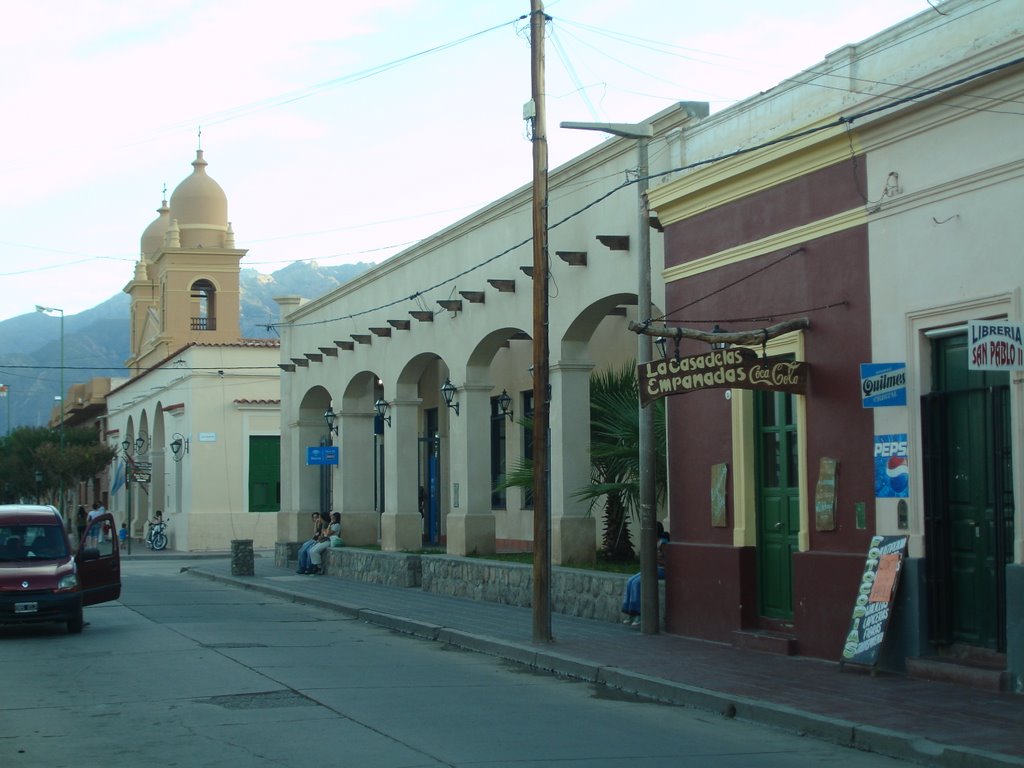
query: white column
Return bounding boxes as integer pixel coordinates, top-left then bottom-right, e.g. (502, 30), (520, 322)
(276, 418), (303, 541)
(446, 383), (496, 555)
(337, 410), (378, 545)
(380, 398), (422, 551)
(295, 418), (323, 515)
(549, 361), (596, 564)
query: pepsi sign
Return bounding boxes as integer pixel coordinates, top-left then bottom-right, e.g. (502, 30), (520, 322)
(874, 434), (909, 498)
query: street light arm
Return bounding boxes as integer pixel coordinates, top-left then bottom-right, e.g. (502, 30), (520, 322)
(560, 121), (653, 139)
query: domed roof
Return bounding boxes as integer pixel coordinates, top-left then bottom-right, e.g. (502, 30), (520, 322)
(140, 198), (170, 261)
(168, 149), (229, 249)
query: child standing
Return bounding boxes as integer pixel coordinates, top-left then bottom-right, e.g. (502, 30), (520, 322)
(118, 522), (128, 551)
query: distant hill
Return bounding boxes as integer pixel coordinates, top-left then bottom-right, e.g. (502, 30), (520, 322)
(0, 261), (373, 430)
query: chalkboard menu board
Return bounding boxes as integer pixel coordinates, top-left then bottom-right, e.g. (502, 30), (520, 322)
(840, 535), (909, 667)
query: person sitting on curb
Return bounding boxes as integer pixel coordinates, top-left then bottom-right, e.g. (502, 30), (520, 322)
(296, 513), (326, 574)
(621, 521), (670, 627)
(306, 512), (342, 575)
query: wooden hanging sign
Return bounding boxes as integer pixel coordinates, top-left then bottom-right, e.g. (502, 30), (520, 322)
(638, 349), (808, 406)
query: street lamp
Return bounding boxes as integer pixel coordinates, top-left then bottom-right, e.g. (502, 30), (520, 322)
(497, 389), (514, 422)
(35, 305), (64, 517)
(559, 120), (659, 634)
(170, 433), (190, 461)
(440, 379), (460, 415)
(374, 398), (391, 427)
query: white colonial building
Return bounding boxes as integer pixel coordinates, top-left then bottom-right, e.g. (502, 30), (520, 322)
(275, 102), (707, 563)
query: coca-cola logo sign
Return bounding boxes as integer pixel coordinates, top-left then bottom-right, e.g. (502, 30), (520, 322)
(639, 350), (809, 405)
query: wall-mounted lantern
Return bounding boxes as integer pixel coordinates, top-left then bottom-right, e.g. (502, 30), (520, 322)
(440, 379), (460, 416)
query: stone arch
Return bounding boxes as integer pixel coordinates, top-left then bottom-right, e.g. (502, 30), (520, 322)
(134, 409), (153, 525)
(188, 276), (221, 332)
(151, 402), (168, 544)
(296, 385), (333, 517)
(334, 370), (384, 545)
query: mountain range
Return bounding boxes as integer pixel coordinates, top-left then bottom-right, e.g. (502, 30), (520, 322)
(0, 261), (373, 430)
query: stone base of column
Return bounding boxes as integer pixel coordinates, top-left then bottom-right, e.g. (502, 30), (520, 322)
(380, 511), (422, 552)
(552, 516), (597, 566)
(446, 513), (496, 556)
(339, 510), (379, 546)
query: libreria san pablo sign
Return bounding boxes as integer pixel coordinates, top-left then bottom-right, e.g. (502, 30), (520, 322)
(968, 319), (1023, 371)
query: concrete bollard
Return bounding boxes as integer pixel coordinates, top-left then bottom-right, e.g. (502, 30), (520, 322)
(230, 539), (255, 576)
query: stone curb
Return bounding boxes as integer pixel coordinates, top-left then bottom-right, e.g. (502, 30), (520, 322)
(184, 567), (1023, 768)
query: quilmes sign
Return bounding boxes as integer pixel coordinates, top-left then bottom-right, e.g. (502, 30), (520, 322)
(639, 349), (808, 406)
(968, 319), (1024, 371)
(860, 362), (907, 408)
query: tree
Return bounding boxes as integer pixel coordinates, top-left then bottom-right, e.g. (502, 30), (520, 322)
(495, 363), (667, 561)
(572, 363), (667, 560)
(0, 426), (115, 505)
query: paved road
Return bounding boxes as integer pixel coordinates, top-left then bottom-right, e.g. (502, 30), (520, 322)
(0, 559), (911, 767)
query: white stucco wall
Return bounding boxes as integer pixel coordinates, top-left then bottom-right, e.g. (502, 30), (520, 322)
(864, 49), (1024, 561)
(277, 102), (705, 560)
(106, 343), (281, 550)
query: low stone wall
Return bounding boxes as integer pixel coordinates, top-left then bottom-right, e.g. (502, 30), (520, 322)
(322, 547), (421, 588)
(274, 541), (301, 568)
(420, 556), (634, 623)
(277, 544), (664, 625)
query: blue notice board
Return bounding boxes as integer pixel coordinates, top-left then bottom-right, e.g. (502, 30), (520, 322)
(860, 362), (907, 408)
(307, 446), (339, 465)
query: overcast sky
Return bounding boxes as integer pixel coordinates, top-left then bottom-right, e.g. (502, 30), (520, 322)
(0, 0), (931, 323)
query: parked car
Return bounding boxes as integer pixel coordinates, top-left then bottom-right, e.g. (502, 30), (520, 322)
(0, 504), (121, 633)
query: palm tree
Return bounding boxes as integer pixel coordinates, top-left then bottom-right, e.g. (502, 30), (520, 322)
(495, 363), (667, 561)
(573, 363), (667, 560)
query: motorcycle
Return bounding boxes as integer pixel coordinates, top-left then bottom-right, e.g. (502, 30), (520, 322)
(146, 520), (168, 551)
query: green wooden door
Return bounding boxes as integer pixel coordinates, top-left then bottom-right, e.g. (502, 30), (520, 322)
(928, 335), (1012, 649)
(248, 436), (281, 512)
(755, 390), (800, 621)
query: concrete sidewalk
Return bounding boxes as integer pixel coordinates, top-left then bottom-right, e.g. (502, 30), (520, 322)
(182, 557), (1024, 767)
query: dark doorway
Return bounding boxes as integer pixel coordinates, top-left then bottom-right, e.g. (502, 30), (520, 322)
(418, 408), (442, 545)
(923, 333), (1013, 651)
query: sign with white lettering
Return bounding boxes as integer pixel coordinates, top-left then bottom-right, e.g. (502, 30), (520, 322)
(874, 434), (909, 498)
(968, 319), (1024, 371)
(841, 535), (908, 668)
(860, 362), (906, 407)
(638, 350), (808, 406)
(306, 446), (339, 466)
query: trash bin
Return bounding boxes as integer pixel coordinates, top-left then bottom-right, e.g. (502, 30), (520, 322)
(231, 539), (254, 576)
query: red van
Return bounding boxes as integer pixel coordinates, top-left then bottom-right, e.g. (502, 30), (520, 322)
(0, 504), (121, 633)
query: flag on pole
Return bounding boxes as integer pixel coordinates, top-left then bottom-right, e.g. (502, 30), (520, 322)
(111, 460), (125, 495)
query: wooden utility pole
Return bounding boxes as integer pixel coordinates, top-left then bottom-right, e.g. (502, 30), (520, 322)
(529, 0), (552, 643)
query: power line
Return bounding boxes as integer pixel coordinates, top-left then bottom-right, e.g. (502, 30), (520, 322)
(269, 52), (1024, 333)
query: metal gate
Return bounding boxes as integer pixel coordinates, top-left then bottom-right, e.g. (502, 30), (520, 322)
(922, 385), (1013, 651)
